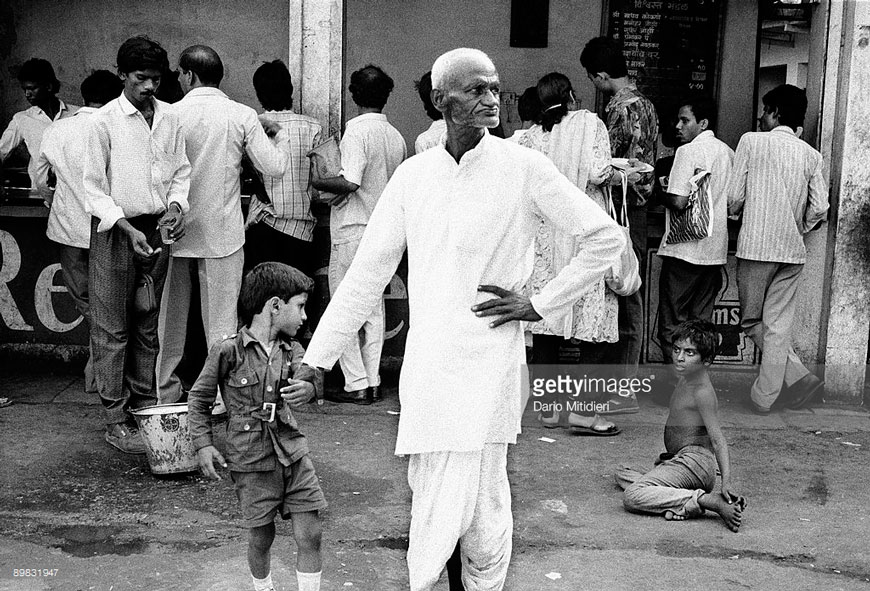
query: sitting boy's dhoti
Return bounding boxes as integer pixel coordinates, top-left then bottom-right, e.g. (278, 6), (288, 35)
(615, 445), (717, 519)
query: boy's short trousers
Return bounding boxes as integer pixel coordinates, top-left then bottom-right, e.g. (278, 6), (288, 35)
(231, 455), (328, 528)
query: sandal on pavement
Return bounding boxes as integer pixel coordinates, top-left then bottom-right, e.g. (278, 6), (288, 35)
(568, 413), (621, 436)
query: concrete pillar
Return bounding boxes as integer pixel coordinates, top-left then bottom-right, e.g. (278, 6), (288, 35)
(288, 0), (343, 138)
(822, 0), (870, 405)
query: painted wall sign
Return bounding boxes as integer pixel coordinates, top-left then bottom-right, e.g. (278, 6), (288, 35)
(603, 0), (725, 120)
(0, 216), (86, 343)
(1, 211), (411, 356)
(644, 250), (758, 365)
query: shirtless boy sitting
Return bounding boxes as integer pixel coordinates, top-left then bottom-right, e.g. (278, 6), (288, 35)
(615, 319), (746, 532)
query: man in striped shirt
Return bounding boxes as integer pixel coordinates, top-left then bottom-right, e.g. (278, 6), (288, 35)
(727, 84), (829, 414)
(245, 60), (323, 277)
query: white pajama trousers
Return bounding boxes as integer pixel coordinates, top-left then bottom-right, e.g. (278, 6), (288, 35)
(406, 443), (512, 591)
(328, 236), (384, 391)
(156, 249), (245, 403)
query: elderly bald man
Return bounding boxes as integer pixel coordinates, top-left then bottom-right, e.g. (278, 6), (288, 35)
(303, 48), (624, 590)
(156, 45), (292, 405)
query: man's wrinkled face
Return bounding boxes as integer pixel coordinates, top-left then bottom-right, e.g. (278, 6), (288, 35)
(121, 68), (162, 107)
(21, 81), (52, 107)
(440, 59), (501, 130)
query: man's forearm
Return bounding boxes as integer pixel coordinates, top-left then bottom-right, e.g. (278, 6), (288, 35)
(312, 175), (358, 195)
(711, 436), (731, 488)
(662, 191), (689, 211)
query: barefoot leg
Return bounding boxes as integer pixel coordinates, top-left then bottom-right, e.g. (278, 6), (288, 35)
(699, 493), (744, 532)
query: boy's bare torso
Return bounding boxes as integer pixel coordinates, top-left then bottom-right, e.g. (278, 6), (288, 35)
(664, 375), (715, 455)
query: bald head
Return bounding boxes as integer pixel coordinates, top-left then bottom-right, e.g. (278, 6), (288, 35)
(431, 48), (495, 92)
(179, 45), (224, 86)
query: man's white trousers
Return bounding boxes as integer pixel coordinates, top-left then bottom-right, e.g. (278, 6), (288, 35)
(406, 443), (512, 591)
(328, 236), (384, 391)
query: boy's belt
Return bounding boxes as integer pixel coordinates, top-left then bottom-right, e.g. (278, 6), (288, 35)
(250, 402), (277, 423)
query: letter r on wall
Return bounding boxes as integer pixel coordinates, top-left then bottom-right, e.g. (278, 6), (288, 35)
(0, 230), (35, 331)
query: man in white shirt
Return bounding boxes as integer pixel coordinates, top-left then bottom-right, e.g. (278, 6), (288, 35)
(0, 58), (78, 188)
(83, 37), (190, 454)
(413, 71), (447, 154)
(303, 48), (623, 591)
(727, 84), (828, 414)
(34, 70), (123, 396)
(312, 64), (406, 405)
(155, 45), (291, 404)
(656, 97), (734, 396)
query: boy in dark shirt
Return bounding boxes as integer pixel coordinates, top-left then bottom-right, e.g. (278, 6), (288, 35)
(615, 320), (746, 532)
(189, 262), (326, 591)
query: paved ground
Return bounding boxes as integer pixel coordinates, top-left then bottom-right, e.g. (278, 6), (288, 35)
(1, 361), (869, 591)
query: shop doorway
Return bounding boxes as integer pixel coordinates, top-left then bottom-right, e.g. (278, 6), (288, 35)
(756, 0), (824, 141)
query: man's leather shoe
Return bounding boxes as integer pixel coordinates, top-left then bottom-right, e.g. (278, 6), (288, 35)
(784, 375), (824, 410)
(371, 386), (382, 403)
(326, 388), (372, 405)
(105, 423), (147, 454)
(744, 397), (771, 416)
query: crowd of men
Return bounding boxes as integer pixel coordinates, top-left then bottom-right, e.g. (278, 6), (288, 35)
(0, 33), (829, 591)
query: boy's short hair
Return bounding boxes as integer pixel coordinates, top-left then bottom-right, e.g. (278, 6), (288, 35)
(681, 95), (717, 132)
(238, 263), (314, 327)
(18, 58), (60, 92)
(672, 319), (718, 363)
(253, 59), (294, 111)
(117, 36), (169, 75)
(81, 70), (123, 105)
(580, 36), (628, 79)
(349, 64), (394, 110)
(762, 84), (807, 130)
(414, 71), (442, 121)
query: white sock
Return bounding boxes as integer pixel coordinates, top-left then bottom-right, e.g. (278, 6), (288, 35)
(296, 570), (321, 591)
(252, 572), (273, 591)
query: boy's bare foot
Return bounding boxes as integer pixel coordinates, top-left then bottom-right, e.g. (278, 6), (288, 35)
(664, 510), (686, 521)
(699, 493), (745, 532)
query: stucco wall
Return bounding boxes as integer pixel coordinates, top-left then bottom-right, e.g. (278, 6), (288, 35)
(345, 0), (759, 151)
(0, 0), (289, 125)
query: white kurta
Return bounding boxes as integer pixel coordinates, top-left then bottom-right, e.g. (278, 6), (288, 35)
(303, 132), (624, 454)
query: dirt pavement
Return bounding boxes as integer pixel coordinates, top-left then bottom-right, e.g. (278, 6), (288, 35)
(1, 362), (869, 591)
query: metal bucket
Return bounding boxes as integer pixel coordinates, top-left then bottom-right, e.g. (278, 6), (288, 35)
(131, 403), (198, 475)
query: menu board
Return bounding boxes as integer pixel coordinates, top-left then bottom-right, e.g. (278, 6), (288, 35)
(604, 0), (724, 121)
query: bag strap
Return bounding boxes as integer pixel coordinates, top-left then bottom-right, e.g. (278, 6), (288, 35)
(605, 170), (630, 229)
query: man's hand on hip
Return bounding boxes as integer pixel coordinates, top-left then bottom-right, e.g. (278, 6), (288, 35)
(472, 285), (543, 328)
